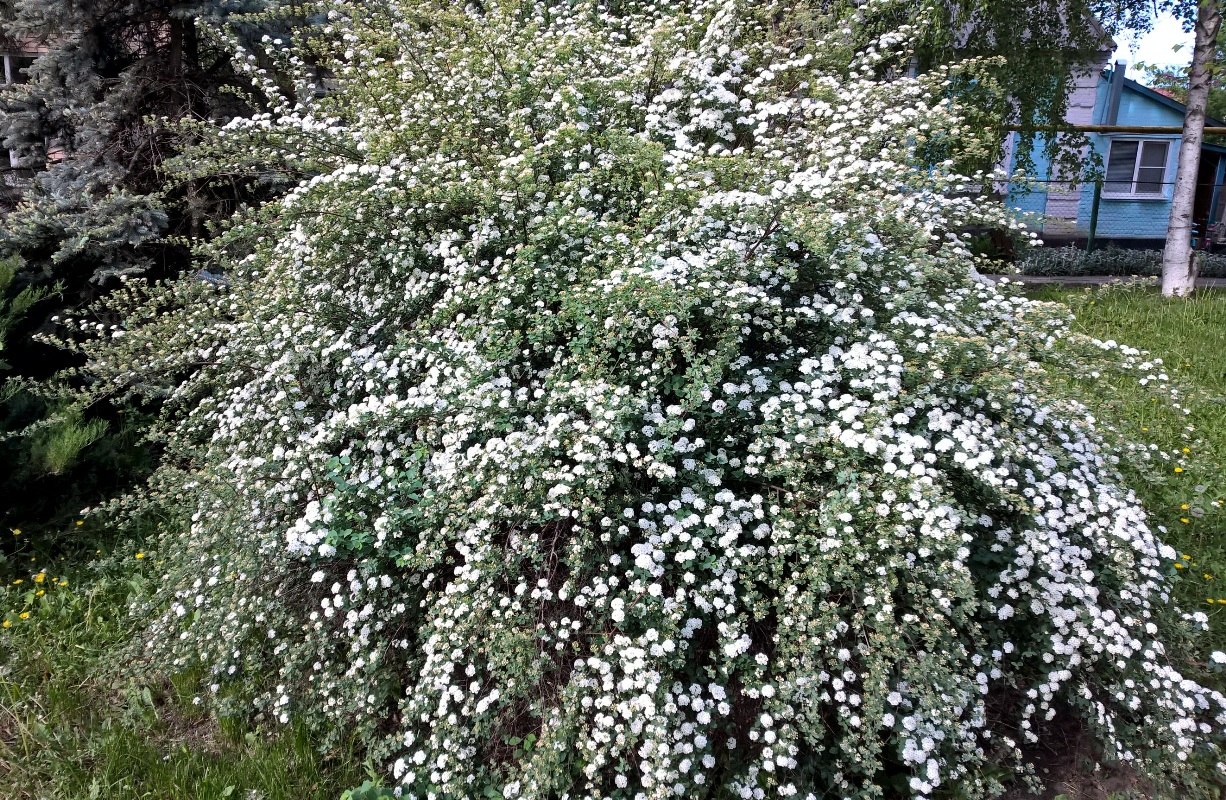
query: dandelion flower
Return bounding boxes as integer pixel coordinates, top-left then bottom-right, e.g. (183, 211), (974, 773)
(135, 552), (145, 560)
(18, 612), (29, 620)
(1175, 467), (1185, 474)
(33, 572), (45, 584)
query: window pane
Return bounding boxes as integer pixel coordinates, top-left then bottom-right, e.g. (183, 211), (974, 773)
(1139, 141), (1168, 169)
(1136, 166), (1165, 193)
(1105, 141), (1138, 192)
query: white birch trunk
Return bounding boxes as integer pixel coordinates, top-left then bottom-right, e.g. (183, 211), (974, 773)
(1161, 0), (1222, 297)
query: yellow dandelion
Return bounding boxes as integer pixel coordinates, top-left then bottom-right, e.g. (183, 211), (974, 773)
(35, 590), (44, 598)
(1181, 503), (1191, 510)
(1141, 427), (1149, 432)
(135, 552), (145, 560)
(33, 572), (45, 584)
(1175, 467), (1185, 474)
(1209, 599), (1216, 604)
(18, 612), (29, 620)
(1183, 554), (1192, 560)
(10, 528), (19, 536)
(1, 620), (9, 629)
(75, 519), (84, 527)
(11, 579), (22, 585)
(58, 579), (67, 587)
(1181, 518), (1191, 524)
(1182, 447), (1191, 454)
(1175, 563), (1185, 569)
(1205, 573), (1214, 581)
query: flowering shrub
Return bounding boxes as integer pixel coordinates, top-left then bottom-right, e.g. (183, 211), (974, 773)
(71, 0), (1226, 797)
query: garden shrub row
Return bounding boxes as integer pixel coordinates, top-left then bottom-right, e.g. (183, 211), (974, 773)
(1019, 246), (1226, 279)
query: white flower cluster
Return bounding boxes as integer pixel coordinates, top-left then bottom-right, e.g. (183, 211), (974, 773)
(82, 0), (1226, 798)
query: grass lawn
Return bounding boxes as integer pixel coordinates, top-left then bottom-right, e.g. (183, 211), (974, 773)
(0, 552), (366, 799)
(0, 284), (1223, 798)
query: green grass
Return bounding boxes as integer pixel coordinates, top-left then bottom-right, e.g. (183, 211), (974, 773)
(1031, 285), (1226, 652)
(0, 549), (366, 800)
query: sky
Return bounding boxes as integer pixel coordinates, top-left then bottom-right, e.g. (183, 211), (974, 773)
(1111, 11), (1194, 75)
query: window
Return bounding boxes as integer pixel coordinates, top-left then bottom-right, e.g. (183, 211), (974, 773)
(1, 54), (37, 174)
(1, 54), (34, 85)
(1104, 139), (1170, 197)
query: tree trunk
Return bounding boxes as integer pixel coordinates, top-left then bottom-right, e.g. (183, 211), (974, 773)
(1161, 0), (1222, 297)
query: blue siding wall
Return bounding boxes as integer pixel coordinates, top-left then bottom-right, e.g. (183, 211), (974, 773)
(1076, 132), (1179, 238)
(1113, 91), (1185, 126)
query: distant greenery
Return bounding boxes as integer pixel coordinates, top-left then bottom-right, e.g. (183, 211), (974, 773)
(1, 255), (122, 530)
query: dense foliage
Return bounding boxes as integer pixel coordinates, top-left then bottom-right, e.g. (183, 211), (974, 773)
(61, 0), (1226, 797)
(0, 0), (295, 534)
(0, 0), (274, 278)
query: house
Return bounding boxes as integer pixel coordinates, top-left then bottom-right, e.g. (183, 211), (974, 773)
(1004, 63), (1226, 248)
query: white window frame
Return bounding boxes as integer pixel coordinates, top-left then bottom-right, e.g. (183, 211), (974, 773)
(2, 57), (13, 171)
(1103, 138), (1171, 199)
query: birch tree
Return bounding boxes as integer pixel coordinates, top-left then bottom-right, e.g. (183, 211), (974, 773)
(1161, 0), (1223, 296)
